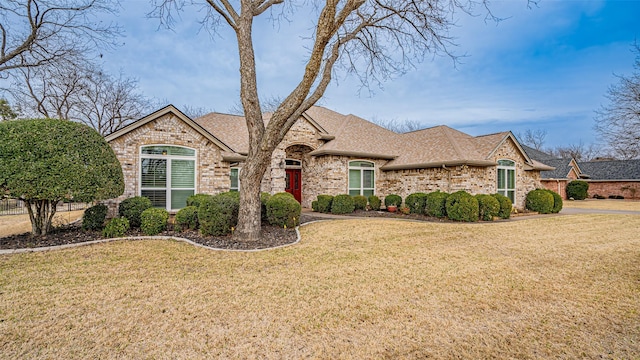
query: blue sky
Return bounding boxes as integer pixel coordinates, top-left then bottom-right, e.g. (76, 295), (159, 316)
(101, 1), (640, 149)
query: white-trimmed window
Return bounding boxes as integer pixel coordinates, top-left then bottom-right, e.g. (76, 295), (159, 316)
(497, 159), (516, 203)
(230, 167), (240, 192)
(348, 161), (375, 197)
(140, 145), (196, 211)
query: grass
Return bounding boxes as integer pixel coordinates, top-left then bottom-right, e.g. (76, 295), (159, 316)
(563, 198), (640, 211)
(1, 214), (639, 358)
(0, 210), (85, 238)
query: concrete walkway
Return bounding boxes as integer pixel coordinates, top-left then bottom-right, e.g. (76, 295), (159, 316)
(559, 207), (640, 216)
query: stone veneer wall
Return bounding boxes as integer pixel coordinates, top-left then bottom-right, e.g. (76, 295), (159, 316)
(107, 113), (230, 213)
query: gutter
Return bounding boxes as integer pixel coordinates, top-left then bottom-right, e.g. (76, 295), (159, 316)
(309, 148), (397, 160)
(380, 159), (496, 171)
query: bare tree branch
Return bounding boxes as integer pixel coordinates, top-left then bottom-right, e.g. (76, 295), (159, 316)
(0, 0), (121, 75)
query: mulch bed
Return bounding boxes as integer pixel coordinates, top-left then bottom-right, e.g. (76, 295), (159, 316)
(0, 221), (304, 251)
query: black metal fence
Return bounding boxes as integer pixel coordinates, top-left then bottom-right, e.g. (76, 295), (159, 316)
(0, 198), (89, 216)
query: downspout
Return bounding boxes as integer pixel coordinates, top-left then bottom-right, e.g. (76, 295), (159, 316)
(442, 164), (452, 193)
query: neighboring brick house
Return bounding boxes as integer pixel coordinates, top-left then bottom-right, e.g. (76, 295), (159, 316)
(523, 145), (640, 199)
(105, 105), (552, 211)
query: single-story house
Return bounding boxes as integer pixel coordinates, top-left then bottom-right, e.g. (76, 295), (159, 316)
(105, 105), (553, 212)
(523, 145), (640, 199)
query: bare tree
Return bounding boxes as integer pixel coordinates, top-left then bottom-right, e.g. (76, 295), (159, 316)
(228, 95), (284, 115)
(152, 0), (510, 242)
(182, 105), (214, 118)
(516, 129), (547, 150)
(594, 43), (640, 160)
(9, 57), (151, 135)
(0, 0), (121, 75)
(550, 141), (601, 161)
(371, 117), (424, 133)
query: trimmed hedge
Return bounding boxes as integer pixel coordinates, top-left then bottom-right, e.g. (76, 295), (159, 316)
(476, 194), (500, 221)
(102, 217), (129, 238)
(82, 204), (108, 231)
(425, 191), (449, 218)
(352, 195), (368, 211)
(368, 195), (381, 211)
(317, 195), (334, 213)
(198, 192), (240, 236)
(118, 196), (153, 228)
(267, 192), (301, 228)
(526, 189), (554, 214)
(405, 192), (428, 214)
(491, 193), (512, 219)
(175, 206), (198, 231)
(140, 207), (169, 235)
(566, 180), (589, 200)
(186, 193), (213, 208)
(445, 191), (479, 222)
(311, 200), (319, 212)
(384, 194), (402, 207)
(543, 189), (563, 213)
(331, 194), (355, 214)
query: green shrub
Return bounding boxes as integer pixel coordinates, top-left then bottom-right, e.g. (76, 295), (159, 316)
(261, 192), (272, 221)
(198, 192), (240, 236)
(491, 193), (512, 219)
(425, 191), (449, 218)
(186, 193), (213, 208)
(140, 207), (169, 235)
(0, 118), (124, 236)
(102, 217), (130, 238)
(475, 194), (500, 221)
(405, 192), (428, 214)
(526, 189), (554, 214)
(566, 180), (589, 200)
(316, 195), (334, 213)
(311, 200), (319, 212)
(384, 194), (402, 207)
(542, 189), (563, 213)
(118, 196), (153, 228)
(331, 194), (355, 214)
(445, 191), (479, 222)
(368, 195), (381, 211)
(175, 206), (198, 231)
(352, 195), (368, 211)
(82, 204), (108, 231)
(267, 192), (301, 228)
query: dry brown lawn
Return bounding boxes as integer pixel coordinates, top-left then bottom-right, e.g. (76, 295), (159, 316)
(1, 214), (639, 359)
(563, 198), (640, 211)
(0, 210), (85, 238)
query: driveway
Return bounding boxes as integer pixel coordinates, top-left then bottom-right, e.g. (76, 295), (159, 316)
(560, 207), (640, 215)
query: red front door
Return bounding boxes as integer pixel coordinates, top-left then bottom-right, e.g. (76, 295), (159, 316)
(285, 168), (302, 203)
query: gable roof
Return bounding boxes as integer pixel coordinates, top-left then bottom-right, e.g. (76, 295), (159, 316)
(521, 145), (579, 179)
(105, 105), (234, 153)
(577, 160), (640, 180)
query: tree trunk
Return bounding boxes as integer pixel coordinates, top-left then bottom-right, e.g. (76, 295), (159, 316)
(234, 149), (272, 242)
(25, 199), (57, 236)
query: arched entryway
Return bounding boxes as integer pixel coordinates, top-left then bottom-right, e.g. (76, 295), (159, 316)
(284, 144), (314, 204)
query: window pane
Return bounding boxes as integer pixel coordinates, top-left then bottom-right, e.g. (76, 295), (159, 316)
(142, 146), (195, 156)
(230, 168), (239, 190)
(142, 190), (167, 208)
(171, 189), (194, 210)
(171, 160), (195, 188)
(349, 169), (361, 189)
(363, 170), (374, 188)
(507, 190), (515, 203)
(363, 189), (374, 197)
(507, 169), (515, 189)
(498, 160), (515, 166)
(497, 168), (505, 189)
(141, 159), (166, 187)
(285, 159), (301, 166)
(349, 189), (361, 196)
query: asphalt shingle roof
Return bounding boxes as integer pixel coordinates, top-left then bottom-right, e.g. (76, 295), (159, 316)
(577, 160), (640, 180)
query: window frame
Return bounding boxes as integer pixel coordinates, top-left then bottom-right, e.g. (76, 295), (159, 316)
(139, 145), (197, 211)
(497, 159), (516, 203)
(348, 160), (375, 197)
